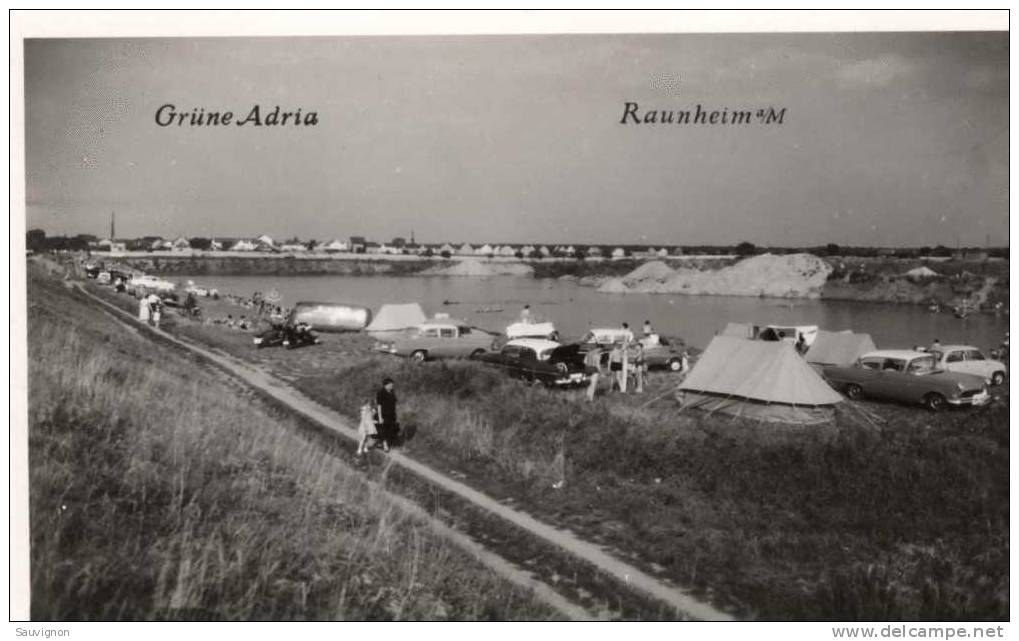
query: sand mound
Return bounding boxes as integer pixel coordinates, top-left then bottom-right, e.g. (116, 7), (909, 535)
(622, 260), (675, 286)
(597, 277), (630, 294)
(602, 253), (832, 299)
(423, 259), (534, 277)
(905, 266), (939, 279)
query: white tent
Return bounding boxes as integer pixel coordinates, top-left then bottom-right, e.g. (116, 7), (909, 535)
(366, 303), (427, 333)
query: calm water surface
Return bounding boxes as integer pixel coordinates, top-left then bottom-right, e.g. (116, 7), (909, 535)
(178, 274), (1008, 351)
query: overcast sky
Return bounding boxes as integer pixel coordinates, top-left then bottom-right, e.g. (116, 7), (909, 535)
(25, 32), (1007, 246)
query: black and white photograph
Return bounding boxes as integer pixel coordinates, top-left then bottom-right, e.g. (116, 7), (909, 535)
(11, 10), (1010, 628)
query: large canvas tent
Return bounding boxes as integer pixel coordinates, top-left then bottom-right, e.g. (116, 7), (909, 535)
(678, 335), (843, 424)
(806, 330), (877, 368)
(365, 303), (427, 333)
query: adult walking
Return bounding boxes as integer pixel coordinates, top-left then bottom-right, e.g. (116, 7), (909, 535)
(375, 377), (399, 453)
(583, 345), (603, 402)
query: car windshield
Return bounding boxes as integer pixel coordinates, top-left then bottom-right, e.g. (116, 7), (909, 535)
(907, 355), (937, 375)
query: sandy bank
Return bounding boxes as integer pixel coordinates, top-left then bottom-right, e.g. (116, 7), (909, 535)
(599, 254), (832, 299)
(422, 259), (535, 277)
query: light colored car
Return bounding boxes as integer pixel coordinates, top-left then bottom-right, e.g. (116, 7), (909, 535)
(823, 350), (990, 411)
(375, 320), (497, 362)
(582, 328), (636, 345)
(929, 345), (1007, 386)
(128, 274), (176, 293)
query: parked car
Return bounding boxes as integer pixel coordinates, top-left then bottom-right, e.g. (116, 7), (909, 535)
(928, 345), (1007, 386)
(639, 335), (688, 371)
(128, 274), (176, 293)
(375, 320), (497, 362)
(822, 350), (990, 411)
(475, 339), (589, 387)
(578, 331), (686, 372)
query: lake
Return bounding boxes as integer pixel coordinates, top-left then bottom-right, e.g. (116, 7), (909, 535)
(178, 274), (1008, 351)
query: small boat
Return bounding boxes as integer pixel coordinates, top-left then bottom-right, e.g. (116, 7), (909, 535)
(292, 301), (372, 332)
(475, 306), (504, 313)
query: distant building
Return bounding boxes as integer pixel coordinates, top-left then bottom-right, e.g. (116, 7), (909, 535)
(209, 239), (223, 251)
(391, 237), (407, 248)
(457, 243), (475, 256)
(611, 247), (626, 259)
(322, 239), (349, 252)
(521, 245), (536, 256)
(953, 250), (989, 261)
(539, 245), (551, 257)
(279, 242), (308, 253)
(256, 234), (275, 247)
(439, 243), (456, 255)
(656, 248), (670, 258)
(349, 236), (367, 252)
(497, 244), (516, 257)
(171, 236), (191, 251)
(364, 241), (382, 254)
(587, 246), (603, 257)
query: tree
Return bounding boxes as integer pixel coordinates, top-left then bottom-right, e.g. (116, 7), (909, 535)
(735, 241), (757, 257)
(189, 237), (212, 250)
(528, 249), (542, 260)
(440, 250), (451, 259)
(514, 250), (524, 259)
(932, 245), (951, 258)
(306, 239), (319, 251)
(423, 247), (434, 257)
(824, 243), (840, 256)
(26, 229), (46, 252)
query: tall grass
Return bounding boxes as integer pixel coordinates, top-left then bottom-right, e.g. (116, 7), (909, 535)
(27, 272), (557, 620)
(298, 356), (1009, 620)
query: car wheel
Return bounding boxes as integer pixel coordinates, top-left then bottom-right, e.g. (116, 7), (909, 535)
(845, 383), (863, 400)
(924, 393), (946, 412)
(668, 358), (682, 372)
(411, 350), (427, 363)
(991, 371), (1005, 386)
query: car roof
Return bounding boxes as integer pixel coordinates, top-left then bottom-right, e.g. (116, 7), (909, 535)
(937, 344), (979, 351)
(861, 350), (930, 360)
(419, 319), (467, 328)
(506, 338), (562, 351)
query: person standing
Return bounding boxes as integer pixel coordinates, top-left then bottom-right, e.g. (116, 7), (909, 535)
(375, 378), (399, 453)
(138, 293), (151, 324)
(520, 304), (532, 323)
(632, 342), (646, 393)
(356, 398), (378, 456)
(584, 345), (603, 402)
(620, 322), (635, 343)
(643, 320), (654, 337)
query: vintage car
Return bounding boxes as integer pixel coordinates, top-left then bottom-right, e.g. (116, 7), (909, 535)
(475, 339), (589, 387)
(928, 345), (1007, 386)
(577, 331), (686, 372)
(822, 350), (990, 411)
(639, 335), (688, 371)
(375, 319), (497, 361)
(128, 274), (177, 293)
(506, 321), (559, 341)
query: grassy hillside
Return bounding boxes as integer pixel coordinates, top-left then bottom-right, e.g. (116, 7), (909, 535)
(26, 270), (558, 620)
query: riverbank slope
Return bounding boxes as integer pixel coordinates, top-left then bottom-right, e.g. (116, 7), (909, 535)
(26, 266), (558, 620)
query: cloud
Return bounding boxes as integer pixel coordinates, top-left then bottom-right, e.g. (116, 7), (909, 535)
(837, 54), (913, 87)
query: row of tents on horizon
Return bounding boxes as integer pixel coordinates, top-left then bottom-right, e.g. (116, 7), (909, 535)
(363, 302), (877, 426)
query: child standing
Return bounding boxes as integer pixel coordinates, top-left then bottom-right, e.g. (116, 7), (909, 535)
(356, 398), (378, 456)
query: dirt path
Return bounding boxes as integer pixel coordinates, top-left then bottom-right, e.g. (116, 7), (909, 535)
(74, 281), (734, 621)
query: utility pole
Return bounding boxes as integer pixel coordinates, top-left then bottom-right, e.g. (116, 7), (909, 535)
(110, 211), (115, 240)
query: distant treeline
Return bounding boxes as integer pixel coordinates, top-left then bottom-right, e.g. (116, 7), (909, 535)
(24, 230), (1008, 260)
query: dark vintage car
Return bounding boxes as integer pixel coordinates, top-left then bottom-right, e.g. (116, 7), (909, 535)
(475, 339), (590, 387)
(822, 350), (990, 411)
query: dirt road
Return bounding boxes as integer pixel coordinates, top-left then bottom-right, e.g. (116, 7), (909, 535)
(74, 281), (734, 621)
